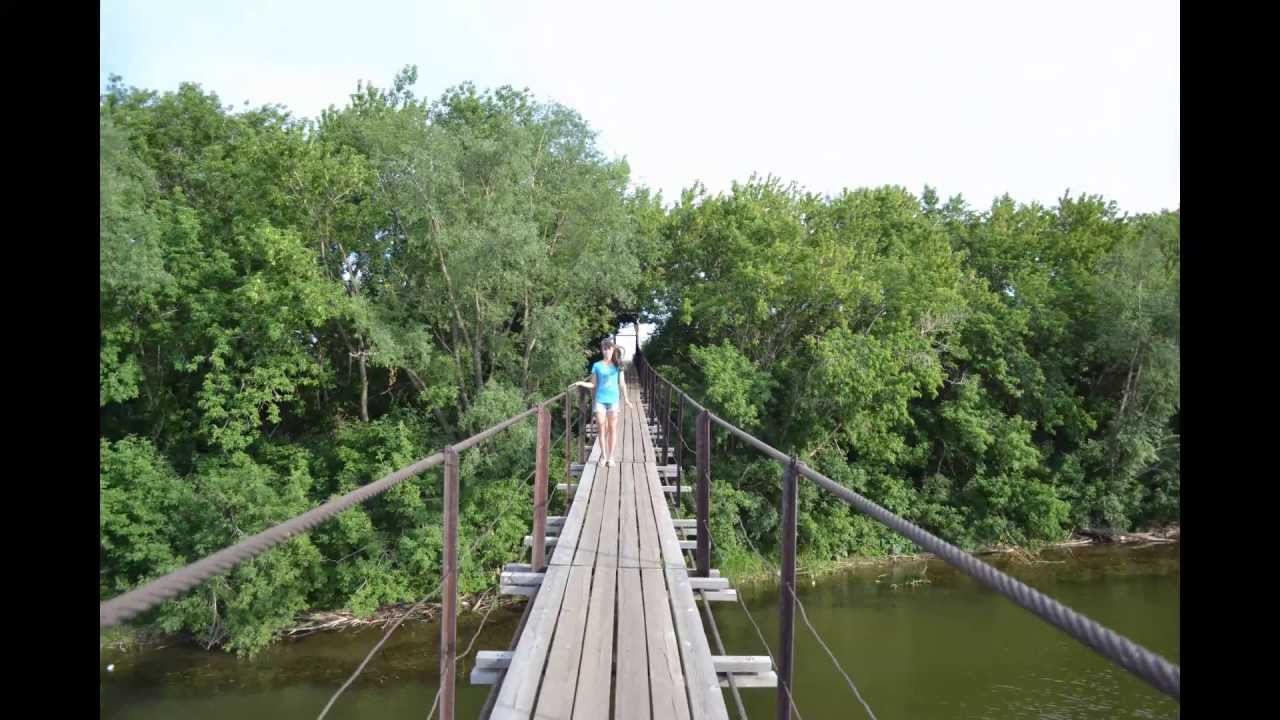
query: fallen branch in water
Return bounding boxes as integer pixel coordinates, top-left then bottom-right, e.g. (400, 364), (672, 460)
(284, 594), (518, 638)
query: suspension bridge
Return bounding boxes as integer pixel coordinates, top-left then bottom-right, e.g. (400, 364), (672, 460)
(100, 350), (1181, 719)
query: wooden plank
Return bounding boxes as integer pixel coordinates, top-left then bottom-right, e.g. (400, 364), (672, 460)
(718, 671), (777, 688)
(490, 563), (572, 719)
(597, 459), (622, 571)
(614, 569), (649, 720)
(491, 441), (602, 718)
(533, 563), (593, 717)
(711, 656), (771, 673)
(574, 459), (621, 716)
(700, 590), (737, 603)
(547, 439), (603, 567)
(642, 567), (692, 720)
(573, 563), (618, 718)
(688, 577), (730, 591)
(570, 561), (614, 717)
(573, 472), (619, 717)
(638, 442), (730, 720)
(500, 572), (544, 586)
(618, 451), (643, 568)
(572, 462), (611, 567)
(477, 650), (514, 669)
(500, 584), (538, 597)
(641, 459), (688, 570)
(665, 566), (730, 720)
(633, 463), (665, 569)
(536, 456), (614, 717)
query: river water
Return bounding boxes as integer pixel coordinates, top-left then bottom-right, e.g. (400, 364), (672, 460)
(100, 542), (1178, 719)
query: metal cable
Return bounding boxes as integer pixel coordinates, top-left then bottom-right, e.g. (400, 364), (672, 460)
(644, 364), (1181, 702)
(100, 392), (565, 628)
(700, 591), (750, 720)
(787, 584), (878, 720)
(426, 589), (502, 720)
(318, 464), (537, 719)
(723, 515), (804, 720)
(687, 494), (803, 720)
(793, 462), (1181, 701)
(729, 476), (879, 720)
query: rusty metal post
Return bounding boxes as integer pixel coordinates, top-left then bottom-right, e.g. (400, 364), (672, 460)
(695, 409), (711, 577)
(642, 359), (648, 411)
(441, 446), (460, 720)
(647, 361), (653, 409)
(660, 380), (671, 470)
(776, 457), (798, 720)
(563, 392), (572, 502)
(675, 392), (685, 515)
(533, 404), (550, 572)
(578, 387), (589, 464)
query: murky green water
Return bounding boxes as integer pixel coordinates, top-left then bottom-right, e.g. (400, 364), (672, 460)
(100, 543), (1178, 719)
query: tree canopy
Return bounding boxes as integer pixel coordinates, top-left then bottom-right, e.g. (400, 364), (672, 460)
(100, 67), (1178, 654)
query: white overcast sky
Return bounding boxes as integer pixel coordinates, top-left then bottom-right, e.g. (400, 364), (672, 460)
(101, 0), (1178, 214)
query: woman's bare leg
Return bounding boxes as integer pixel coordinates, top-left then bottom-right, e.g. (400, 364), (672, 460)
(595, 409), (609, 464)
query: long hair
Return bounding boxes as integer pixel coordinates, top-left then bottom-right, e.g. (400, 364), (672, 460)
(601, 339), (622, 367)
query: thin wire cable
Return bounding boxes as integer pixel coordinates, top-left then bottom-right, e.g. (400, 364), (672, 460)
(426, 588), (502, 720)
(787, 584), (878, 720)
(700, 591), (749, 720)
(648, 364), (1180, 702)
(318, 462), (539, 720)
(101, 393), (564, 628)
(729, 486), (879, 720)
(724, 515), (803, 720)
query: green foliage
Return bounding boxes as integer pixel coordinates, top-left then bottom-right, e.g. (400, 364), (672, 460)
(688, 342), (773, 429)
(648, 179), (1179, 559)
(100, 69), (1178, 655)
(99, 69), (649, 656)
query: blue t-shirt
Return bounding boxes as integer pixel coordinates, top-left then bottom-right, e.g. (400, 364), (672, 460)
(592, 361), (620, 404)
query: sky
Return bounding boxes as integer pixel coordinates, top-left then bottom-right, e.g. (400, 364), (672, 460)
(101, 0), (1179, 215)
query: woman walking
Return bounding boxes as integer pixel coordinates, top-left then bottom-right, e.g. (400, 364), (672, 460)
(572, 339), (633, 467)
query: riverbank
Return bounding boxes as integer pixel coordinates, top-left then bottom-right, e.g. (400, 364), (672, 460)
(724, 524), (1180, 588)
(102, 525), (1178, 655)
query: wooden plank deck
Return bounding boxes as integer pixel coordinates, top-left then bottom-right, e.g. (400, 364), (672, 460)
(486, 373), (730, 720)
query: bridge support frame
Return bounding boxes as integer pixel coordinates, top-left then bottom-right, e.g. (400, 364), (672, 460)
(441, 446), (460, 720)
(695, 409), (712, 577)
(533, 404), (550, 572)
(776, 457), (798, 720)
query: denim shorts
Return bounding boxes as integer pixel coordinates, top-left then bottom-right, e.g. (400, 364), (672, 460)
(593, 400), (619, 415)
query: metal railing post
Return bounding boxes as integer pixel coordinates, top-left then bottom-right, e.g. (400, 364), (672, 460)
(776, 457), (799, 720)
(441, 446), (460, 720)
(695, 409), (712, 577)
(533, 404), (550, 572)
